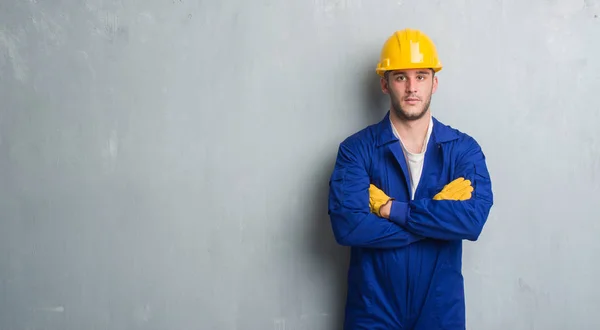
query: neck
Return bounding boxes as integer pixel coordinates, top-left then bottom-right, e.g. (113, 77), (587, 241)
(390, 110), (431, 154)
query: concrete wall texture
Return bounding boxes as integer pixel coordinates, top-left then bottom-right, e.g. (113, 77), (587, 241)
(1, 0), (599, 329)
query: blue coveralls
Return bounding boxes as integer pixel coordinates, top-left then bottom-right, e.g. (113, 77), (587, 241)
(328, 112), (493, 329)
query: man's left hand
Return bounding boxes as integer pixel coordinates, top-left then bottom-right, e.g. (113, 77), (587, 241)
(433, 177), (473, 201)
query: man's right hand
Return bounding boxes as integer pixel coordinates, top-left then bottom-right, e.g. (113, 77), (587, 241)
(369, 184), (393, 217)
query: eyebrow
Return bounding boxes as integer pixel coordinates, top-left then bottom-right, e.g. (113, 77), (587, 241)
(391, 70), (431, 76)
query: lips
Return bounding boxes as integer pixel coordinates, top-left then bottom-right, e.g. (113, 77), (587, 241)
(404, 97), (420, 104)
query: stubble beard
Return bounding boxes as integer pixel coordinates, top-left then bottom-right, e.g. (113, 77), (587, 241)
(390, 90), (432, 122)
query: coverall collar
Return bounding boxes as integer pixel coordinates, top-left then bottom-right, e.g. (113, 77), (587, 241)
(376, 111), (459, 147)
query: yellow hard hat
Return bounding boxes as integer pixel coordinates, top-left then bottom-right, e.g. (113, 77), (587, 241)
(376, 29), (443, 76)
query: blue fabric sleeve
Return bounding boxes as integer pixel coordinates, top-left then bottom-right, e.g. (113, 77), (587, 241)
(389, 137), (494, 241)
(389, 201), (409, 226)
(328, 140), (424, 249)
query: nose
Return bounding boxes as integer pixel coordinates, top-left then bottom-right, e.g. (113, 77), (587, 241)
(405, 77), (417, 93)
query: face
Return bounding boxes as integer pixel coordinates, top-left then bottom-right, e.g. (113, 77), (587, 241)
(381, 69), (438, 121)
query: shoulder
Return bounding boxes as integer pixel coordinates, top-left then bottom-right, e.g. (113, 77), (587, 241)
(340, 123), (378, 149)
(434, 117), (486, 162)
(435, 118), (483, 149)
(335, 122), (380, 167)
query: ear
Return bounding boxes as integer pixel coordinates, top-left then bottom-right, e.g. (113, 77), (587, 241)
(431, 75), (439, 94)
(380, 77), (390, 94)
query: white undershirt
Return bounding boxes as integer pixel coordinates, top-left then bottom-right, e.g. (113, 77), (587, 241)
(390, 116), (433, 200)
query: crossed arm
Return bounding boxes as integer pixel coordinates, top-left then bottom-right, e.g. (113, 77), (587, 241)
(327, 142), (425, 248)
(327, 137), (494, 248)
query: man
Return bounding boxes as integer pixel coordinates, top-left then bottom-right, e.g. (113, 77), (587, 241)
(327, 28), (494, 329)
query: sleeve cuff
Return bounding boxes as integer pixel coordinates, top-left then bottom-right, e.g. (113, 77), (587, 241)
(389, 201), (409, 226)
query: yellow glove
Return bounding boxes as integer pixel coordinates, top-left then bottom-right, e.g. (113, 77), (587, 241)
(433, 177), (473, 201)
(369, 184), (392, 216)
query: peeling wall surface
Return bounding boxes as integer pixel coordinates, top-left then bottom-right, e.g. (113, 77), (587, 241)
(1, 0), (600, 329)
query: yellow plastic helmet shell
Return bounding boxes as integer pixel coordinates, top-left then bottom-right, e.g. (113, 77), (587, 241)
(376, 29), (443, 76)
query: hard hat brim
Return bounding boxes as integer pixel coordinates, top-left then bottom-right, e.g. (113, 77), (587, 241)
(376, 65), (443, 77)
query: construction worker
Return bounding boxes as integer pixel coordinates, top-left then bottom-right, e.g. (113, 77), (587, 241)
(327, 29), (494, 329)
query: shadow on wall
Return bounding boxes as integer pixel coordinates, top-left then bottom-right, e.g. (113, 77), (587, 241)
(361, 54), (389, 124)
(307, 151), (349, 330)
(306, 58), (388, 329)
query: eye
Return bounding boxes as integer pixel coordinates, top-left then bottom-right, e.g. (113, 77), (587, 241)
(396, 76), (406, 81)
(417, 75), (425, 80)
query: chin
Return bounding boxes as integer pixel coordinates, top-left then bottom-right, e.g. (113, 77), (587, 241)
(402, 110), (428, 121)
(405, 111), (424, 118)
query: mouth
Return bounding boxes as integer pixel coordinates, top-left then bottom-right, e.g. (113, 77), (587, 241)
(404, 97), (420, 105)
